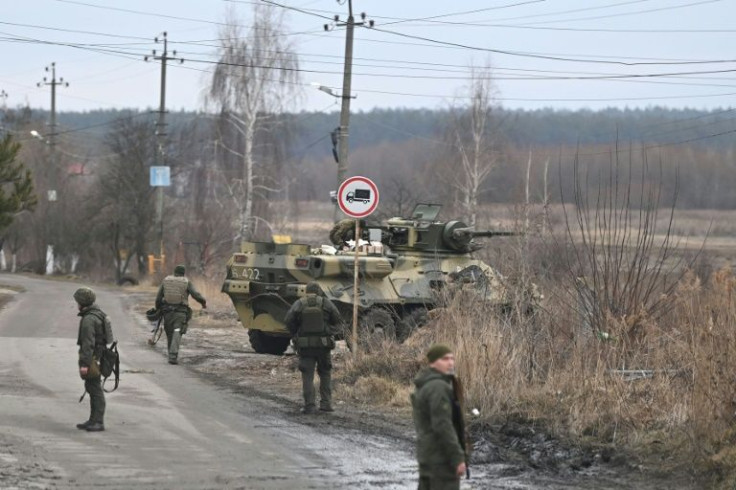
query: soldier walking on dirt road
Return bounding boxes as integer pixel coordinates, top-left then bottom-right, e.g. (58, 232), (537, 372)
(155, 265), (206, 364)
(284, 282), (342, 414)
(411, 344), (469, 490)
(74, 287), (108, 432)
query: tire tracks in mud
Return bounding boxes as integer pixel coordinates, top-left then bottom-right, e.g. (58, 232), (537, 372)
(123, 290), (704, 490)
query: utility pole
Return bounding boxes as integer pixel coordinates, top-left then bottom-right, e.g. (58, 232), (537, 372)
(325, 1), (373, 218)
(37, 63), (68, 274)
(145, 32), (183, 273)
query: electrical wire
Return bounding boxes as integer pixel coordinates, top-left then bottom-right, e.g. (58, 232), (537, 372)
(17, 111), (151, 142)
(8, 13), (733, 67)
(5, 27), (736, 105)
(14, 32), (736, 85)
(366, 25), (736, 66)
(521, 0), (724, 26)
(375, 0), (652, 25)
(376, 1), (548, 26)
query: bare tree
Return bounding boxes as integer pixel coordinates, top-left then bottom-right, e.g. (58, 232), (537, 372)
(207, 5), (300, 243)
(92, 117), (156, 282)
(450, 63), (499, 227)
(559, 147), (697, 346)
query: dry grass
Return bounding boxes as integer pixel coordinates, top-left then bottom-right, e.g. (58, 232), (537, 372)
(194, 277), (232, 311)
(345, 267), (736, 486)
(195, 200), (736, 483)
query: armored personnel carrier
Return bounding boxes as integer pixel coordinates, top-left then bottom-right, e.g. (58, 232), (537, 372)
(222, 204), (523, 354)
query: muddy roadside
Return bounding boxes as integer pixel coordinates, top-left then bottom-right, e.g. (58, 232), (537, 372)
(125, 287), (704, 490)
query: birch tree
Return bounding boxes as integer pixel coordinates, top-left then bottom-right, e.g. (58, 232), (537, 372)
(207, 5), (300, 243)
(451, 64), (499, 227)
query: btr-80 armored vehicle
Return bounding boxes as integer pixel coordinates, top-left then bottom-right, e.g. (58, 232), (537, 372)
(222, 204), (520, 354)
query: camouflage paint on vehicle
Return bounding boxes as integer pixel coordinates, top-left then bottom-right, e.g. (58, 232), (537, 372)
(222, 204), (533, 354)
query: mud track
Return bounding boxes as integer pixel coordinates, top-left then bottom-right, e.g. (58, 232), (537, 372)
(128, 290), (703, 489)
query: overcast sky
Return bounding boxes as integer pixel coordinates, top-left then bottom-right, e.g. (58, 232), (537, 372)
(2, 0), (735, 114)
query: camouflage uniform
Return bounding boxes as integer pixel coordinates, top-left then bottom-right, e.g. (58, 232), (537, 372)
(329, 219), (366, 248)
(74, 287), (106, 431)
(411, 368), (466, 490)
(155, 265), (206, 364)
(284, 282), (342, 413)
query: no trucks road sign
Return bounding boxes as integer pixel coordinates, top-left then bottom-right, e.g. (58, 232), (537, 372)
(337, 176), (379, 218)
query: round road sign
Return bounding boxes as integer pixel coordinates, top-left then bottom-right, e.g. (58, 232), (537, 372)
(337, 176), (379, 218)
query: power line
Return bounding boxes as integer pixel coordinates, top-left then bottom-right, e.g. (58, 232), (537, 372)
(522, 0), (724, 26)
(6, 30), (736, 98)
(47, 0), (329, 44)
(366, 25), (736, 67)
(383, 21), (736, 34)
(0, 20), (150, 41)
(8, 15), (733, 67)
(383, 0), (653, 25)
(377, 1), (548, 26)
(257, 1), (736, 66)
(19, 111), (151, 141)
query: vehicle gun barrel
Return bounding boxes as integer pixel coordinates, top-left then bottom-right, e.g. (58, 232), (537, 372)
(451, 227), (517, 240)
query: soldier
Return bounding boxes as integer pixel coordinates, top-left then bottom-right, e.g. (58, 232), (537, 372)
(155, 264), (206, 364)
(74, 287), (107, 432)
(284, 281), (342, 414)
(411, 344), (468, 490)
(329, 218), (367, 249)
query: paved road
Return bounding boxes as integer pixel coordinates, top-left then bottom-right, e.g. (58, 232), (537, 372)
(0, 275), (419, 489)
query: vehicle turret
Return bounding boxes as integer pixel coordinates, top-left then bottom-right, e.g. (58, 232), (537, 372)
(222, 203), (535, 355)
(378, 204), (516, 254)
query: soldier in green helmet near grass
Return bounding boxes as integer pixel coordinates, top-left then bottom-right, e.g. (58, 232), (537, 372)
(155, 264), (206, 364)
(74, 287), (107, 432)
(411, 344), (469, 490)
(284, 281), (342, 414)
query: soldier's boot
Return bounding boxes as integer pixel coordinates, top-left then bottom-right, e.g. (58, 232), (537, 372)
(76, 420), (91, 430)
(86, 423), (105, 432)
(319, 371), (333, 412)
(169, 328), (181, 364)
(301, 370), (316, 414)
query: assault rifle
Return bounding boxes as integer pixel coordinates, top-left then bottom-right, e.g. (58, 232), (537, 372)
(452, 375), (471, 479)
(148, 315), (163, 346)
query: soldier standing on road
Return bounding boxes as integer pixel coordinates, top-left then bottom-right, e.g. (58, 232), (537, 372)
(155, 264), (206, 365)
(74, 287), (107, 432)
(411, 344), (468, 490)
(284, 282), (342, 414)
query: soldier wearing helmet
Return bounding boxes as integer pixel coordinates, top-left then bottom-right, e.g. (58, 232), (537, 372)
(284, 281), (343, 414)
(155, 264), (207, 364)
(74, 287), (108, 432)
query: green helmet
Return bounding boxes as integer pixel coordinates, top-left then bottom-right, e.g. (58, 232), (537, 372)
(73, 287), (96, 307)
(174, 264), (186, 276)
(306, 282), (320, 294)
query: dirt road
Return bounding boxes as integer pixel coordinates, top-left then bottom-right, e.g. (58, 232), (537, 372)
(0, 275), (423, 489)
(0, 275), (700, 489)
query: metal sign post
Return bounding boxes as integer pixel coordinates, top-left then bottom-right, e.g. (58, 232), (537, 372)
(337, 176), (379, 355)
(352, 219), (361, 356)
(150, 166), (171, 272)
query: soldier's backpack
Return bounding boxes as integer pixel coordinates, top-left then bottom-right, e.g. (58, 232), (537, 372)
(295, 296), (335, 350)
(90, 310), (120, 393)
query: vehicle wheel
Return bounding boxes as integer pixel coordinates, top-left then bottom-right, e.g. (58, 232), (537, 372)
(397, 307), (429, 342)
(248, 330), (290, 355)
(346, 308), (397, 352)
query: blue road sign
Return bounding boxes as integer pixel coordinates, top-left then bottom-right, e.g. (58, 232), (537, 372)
(150, 166), (171, 187)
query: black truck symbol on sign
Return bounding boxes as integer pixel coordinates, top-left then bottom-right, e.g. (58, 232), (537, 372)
(347, 188), (371, 204)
